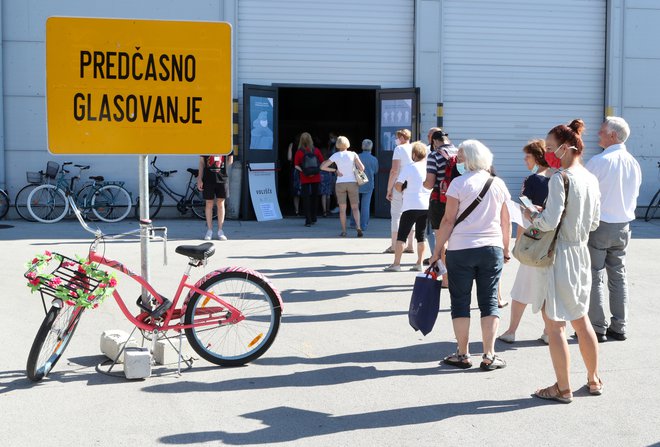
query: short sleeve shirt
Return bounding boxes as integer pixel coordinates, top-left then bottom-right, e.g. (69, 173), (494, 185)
(330, 151), (359, 184)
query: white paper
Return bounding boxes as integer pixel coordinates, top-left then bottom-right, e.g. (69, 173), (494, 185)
(506, 199), (531, 229)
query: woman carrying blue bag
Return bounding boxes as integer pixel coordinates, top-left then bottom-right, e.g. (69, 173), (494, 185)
(429, 140), (511, 371)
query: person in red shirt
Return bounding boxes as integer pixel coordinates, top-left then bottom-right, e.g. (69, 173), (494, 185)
(294, 132), (324, 227)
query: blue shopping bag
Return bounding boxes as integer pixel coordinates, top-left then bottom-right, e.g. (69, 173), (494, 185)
(408, 267), (442, 336)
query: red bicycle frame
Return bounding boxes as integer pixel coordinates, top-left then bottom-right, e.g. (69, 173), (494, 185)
(87, 246), (245, 333)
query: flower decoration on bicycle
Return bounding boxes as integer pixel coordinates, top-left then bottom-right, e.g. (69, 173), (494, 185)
(25, 251), (117, 309)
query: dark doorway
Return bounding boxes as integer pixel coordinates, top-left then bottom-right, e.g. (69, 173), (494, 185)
(276, 87), (376, 216)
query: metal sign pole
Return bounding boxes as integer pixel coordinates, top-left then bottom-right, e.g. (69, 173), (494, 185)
(138, 155), (150, 306)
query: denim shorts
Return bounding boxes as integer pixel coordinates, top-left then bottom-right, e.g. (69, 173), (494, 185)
(446, 246), (503, 319)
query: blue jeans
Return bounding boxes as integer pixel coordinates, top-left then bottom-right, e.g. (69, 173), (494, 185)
(350, 190), (373, 230)
(446, 246), (503, 319)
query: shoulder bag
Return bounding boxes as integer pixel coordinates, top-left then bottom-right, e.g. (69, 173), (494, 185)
(512, 171), (569, 267)
(353, 155), (369, 186)
(454, 175), (494, 226)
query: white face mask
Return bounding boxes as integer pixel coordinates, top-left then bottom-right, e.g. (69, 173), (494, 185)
(259, 120), (268, 127)
(530, 164), (539, 174)
(456, 163), (466, 175)
(394, 138), (401, 146)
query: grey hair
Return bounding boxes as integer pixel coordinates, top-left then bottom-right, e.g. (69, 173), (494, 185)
(605, 116), (630, 143)
(362, 139), (373, 151)
(458, 139), (493, 172)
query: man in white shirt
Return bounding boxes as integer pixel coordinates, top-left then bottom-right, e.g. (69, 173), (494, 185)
(586, 116), (642, 341)
(385, 129), (414, 253)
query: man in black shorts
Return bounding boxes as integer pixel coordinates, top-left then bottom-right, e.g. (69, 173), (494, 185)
(198, 154), (233, 241)
(423, 129), (457, 282)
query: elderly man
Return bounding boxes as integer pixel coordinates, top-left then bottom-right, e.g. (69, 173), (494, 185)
(350, 139), (379, 231)
(586, 116), (642, 342)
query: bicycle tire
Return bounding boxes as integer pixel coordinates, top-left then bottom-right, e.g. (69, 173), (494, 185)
(91, 184), (132, 222)
(74, 184), (99, 221)
(0, 189), (9, 219)
(134, 188), (164, 219)
(644, 188), (660, 222)
(15, 184), (39, 222)
(27, 184), (69, 223)
(184, 271), (281, 366)
(191, 189), (214, 220)
(26, 304), (83, 381)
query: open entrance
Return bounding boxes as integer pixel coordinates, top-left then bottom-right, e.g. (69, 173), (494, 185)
(276, 87), (376, 216)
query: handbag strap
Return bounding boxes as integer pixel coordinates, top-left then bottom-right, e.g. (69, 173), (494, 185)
(548, 171), (570, 252)
(455, 175), (494, 226)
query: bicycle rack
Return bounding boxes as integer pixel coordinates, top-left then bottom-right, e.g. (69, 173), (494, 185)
(95, 326), (195, 379)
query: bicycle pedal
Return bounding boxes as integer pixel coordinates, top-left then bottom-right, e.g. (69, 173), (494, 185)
(135, 297), (172, 318)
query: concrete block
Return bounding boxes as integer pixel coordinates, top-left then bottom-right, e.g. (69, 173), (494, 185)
(100, 330), (138, 364)
(123, 347), (152, 379)
(153, 338), (190, 365)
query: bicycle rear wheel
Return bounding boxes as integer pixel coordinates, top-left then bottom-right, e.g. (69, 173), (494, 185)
(0, 189), (9, 219)
(191, 189), (211, 220)
(92, 185), (132, 222)
(134, 188), (164, 219)
(184, 271), (281, 366)
(15, 184), (38, 221)
(27, 184), (69, 223)
(644, 189), (660, 222)
(26, 304), (83, 381)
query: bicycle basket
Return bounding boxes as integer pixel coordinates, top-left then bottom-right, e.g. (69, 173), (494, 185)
(26, 171), (43, 184)
(25, 253), (115, 309)
(45, 161), (60, 179)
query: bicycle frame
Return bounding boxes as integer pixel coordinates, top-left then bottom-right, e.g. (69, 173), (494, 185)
(154, 170), (199, 209)
(67, 195), (246, 334)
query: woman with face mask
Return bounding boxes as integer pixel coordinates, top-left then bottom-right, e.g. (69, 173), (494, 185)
(498, 140), (554, 344)
(524, 119), (603, 403)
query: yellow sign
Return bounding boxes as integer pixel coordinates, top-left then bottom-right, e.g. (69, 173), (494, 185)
(46, 17), (232, 155)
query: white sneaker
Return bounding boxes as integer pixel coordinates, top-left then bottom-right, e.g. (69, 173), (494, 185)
(217, 230), (228, 241)
(203, 230), (212, 241)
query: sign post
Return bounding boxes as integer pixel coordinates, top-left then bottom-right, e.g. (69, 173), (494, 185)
(46, 17), (233, 304)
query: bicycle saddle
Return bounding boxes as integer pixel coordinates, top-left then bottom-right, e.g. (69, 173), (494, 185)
(175, 242), (215, 260)
(90, 176), (104, 182)
(187, 168), (199, 176)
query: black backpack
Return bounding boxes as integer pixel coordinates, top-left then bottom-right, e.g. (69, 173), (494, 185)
(301, 149), (320, 176)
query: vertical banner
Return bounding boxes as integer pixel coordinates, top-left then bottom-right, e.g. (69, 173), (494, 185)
(380, 99), (412, 152)
(248, 96), (274, 150)
(248, 163), (282, 221)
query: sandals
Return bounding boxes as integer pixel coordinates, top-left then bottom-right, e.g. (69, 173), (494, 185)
(340, 232), (347, 237)
(480, 354), (507, 371)
(403, 248), (415, 254)
(383, 246), (395, 254)
(534, 383), (573, 404)
(442, 352), (472, 369)
(357, 228), (363, 238)
(587, 377), (604, 395)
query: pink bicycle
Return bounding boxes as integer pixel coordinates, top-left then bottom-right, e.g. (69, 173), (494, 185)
(24, 193), (282, 381)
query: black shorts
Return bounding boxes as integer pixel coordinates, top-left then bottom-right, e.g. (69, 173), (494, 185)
(429, 200), (446, 230)
(202, 182), (227, 200)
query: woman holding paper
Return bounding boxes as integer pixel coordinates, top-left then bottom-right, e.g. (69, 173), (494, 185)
(498, 140), (553, 344)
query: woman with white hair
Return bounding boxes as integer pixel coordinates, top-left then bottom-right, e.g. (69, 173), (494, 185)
(320, 136), (366, 237)
(429, 139), (511, 371)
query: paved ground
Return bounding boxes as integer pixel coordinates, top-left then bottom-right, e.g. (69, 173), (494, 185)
(1, 215), (659, 447)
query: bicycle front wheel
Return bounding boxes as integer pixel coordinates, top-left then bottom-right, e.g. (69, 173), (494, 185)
(0, 189), (9, 219)
(92, 185), (132, 222)
(27, 184), (69, 223)
(644, 189), (660, 222)
(15, 184), (39, 221)
(184, 271), (282, 366)
(26, 304), (83, 381)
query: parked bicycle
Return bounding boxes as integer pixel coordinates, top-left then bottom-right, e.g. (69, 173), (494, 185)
(24, 191), (282, 381)
(644, 161), (660, 221)
(134, 156), (213, 220)
(27, 164), (132, 223)
(0, 188), (8, 219)
(15, 161), (61, 222)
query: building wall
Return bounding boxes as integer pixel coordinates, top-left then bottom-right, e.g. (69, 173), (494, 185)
(1, 0), (227, 206)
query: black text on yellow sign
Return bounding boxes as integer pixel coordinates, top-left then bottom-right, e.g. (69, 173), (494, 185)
(46, 18), (232, 155)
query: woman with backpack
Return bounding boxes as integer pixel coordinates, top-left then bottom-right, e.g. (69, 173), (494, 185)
(321, 136), (365, 237)
(294, 132), (324, 227)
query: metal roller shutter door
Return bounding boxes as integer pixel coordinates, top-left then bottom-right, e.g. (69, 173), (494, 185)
(441, 0), (606, 193)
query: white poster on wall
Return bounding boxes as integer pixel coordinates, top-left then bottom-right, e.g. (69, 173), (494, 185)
(248, 163), (282, 221)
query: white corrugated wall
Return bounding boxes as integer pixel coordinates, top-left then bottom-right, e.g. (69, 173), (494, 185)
(237, 0), (414, 88)
(441, 0), (606, 194)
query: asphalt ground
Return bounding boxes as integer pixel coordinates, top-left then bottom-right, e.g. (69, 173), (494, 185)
(1, 215), (659, 446)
